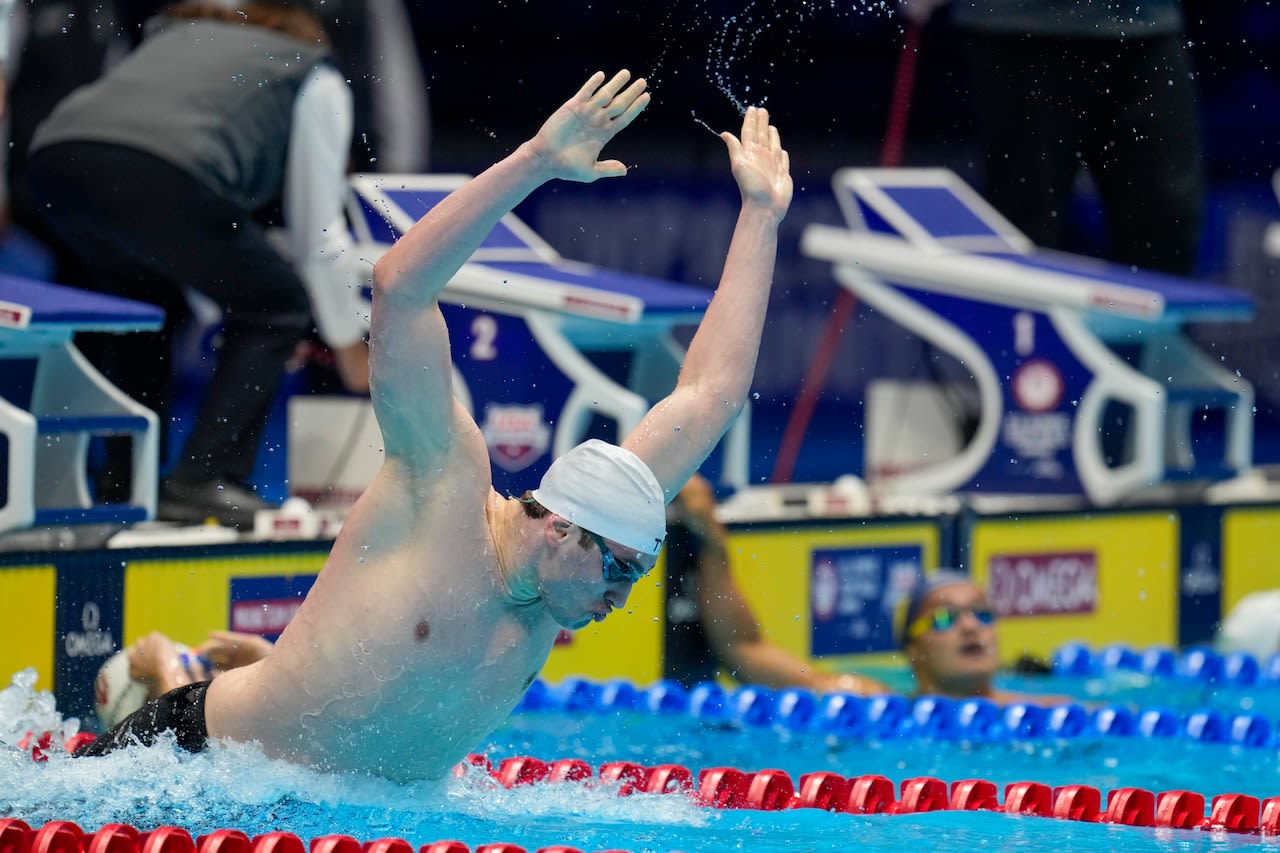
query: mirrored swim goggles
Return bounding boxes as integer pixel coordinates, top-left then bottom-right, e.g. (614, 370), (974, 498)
(906, 605), (996, 640)
(586, 530), (651, 585)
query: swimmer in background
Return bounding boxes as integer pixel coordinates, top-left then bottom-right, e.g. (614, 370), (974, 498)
(898, 571), (1073, 706)
(118, 631), (274, 702)
(664, 473), (889, 696)
(78, 68), (794, 782)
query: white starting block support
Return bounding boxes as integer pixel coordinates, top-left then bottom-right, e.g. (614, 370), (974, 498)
(802, 168), (1256, 506)
(0, 275), (163, 534)
(289, 173), (748, 503)
(1267, 168), (1280, 259)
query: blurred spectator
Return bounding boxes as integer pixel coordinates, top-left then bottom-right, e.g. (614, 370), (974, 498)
(117, 0), (430, 171)
(897, 570), (1071, 705)
(663, 473), (890, 695)
(310, 0), (431, 173)
(898, 0), (1204, 276)
(0, 0), (13, 118)
(1215, 589), (1280, 662)
(1, 1), (128, 286)
(26, 0), (371, 527)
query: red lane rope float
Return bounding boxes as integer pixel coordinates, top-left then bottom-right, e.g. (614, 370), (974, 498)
(8, 759), (1276, 853)
(459, 754), (1280, 837)
(0, 821), (619, 853)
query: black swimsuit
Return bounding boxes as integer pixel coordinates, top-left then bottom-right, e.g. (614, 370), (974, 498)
(75, 681), (212, 756)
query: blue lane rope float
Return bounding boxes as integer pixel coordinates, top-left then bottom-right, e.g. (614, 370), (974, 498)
(515, 676), (1280, 749)
(1050, 642), (1280, 687)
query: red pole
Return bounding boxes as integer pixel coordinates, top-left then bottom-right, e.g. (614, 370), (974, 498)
(770, 20), (923, 484)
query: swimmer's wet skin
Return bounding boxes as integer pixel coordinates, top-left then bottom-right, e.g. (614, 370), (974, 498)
(83, 69), (793, 782)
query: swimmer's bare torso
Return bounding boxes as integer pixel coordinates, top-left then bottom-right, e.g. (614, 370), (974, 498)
(205, 405), (565, 782)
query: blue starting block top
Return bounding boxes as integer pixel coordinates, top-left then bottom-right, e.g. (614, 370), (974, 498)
(347, 174), (712, 325)
(0, 273), (164, 333)
(480, 260), (711, 316)
(994, 251), (1254, 325)
(822, 168), (1254, 330)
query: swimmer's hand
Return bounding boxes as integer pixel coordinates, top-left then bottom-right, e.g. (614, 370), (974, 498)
(129, 631), (209, 697)
(720, 106), (792, 223)
(332, 340), (370, 394)
(529, 69), (649, 183)
(197, 630), (275, 672)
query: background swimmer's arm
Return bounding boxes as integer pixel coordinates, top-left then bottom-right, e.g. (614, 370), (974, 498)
(369, 71), (648, 470)
(128, 632), (210, 700)
(677, 476), (889, 696)
(623, 107), (792, 497)
(196, 631), (274, 672)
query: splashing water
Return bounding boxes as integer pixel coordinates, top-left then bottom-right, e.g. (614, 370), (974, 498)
(0, 668), (707, 846)
(0, 668), (81, 748)
(704, 0), (895, 114)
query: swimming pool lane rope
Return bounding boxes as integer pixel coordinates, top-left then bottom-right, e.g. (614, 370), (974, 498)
(0, 818), (583, 853)
(5, 753), (1277, 853)
(1050, 641), (1280, 688)
(462, 752), (1280, 836)
(514, 675), (1280, 749)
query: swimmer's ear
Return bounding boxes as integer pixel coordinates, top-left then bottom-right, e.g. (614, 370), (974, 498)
(545, 514), (576, 546)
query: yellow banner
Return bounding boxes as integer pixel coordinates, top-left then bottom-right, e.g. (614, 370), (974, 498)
(1220, 506), (1280, 614)
(0, 564), (56, 691)
(726, 521), (942, 672)
(968, 511), (1178, 661)
(123, 551), (328, 646)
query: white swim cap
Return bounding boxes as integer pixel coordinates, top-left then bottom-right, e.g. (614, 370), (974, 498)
(94, 650), (150, 729)
(1216, 589), (1280, 661)
(531, 439), (667, 556)
(93, 642), (197, 729)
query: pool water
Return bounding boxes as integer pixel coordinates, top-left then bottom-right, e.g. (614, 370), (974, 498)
(3, 669), (1279, 853)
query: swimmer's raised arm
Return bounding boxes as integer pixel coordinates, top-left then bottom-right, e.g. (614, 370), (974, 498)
(623, 106), (792, 496)
(367, 71), (649, 469)
(371, 70), (649, 306)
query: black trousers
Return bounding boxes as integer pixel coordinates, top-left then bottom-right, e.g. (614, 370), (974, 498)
(26, 142), (313, 487)
(961, 31), (1205, 277)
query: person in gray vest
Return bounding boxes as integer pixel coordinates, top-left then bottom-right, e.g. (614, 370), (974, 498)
(25, 0), (371, 528)
(898, 0), (1204, 277)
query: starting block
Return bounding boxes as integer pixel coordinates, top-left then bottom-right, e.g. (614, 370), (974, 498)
(802, 168), (1256, 506)
(0, 275), (163, 534)
(287, 174), (748, 506)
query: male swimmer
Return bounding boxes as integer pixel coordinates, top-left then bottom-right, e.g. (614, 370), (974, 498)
(79, 69), (793, 782)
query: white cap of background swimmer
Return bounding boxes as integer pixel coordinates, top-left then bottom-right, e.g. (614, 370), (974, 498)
(532, 439), (667, 557)
(1215, 589), (1280, 661)
(93, 643), (202, 729)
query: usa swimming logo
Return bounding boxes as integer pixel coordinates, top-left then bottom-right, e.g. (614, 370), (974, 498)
(481, 403), (551, 472)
